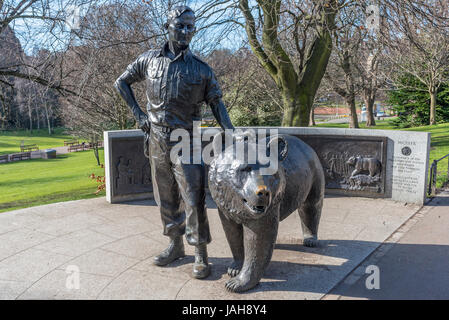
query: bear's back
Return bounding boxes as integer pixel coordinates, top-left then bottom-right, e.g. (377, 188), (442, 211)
(277, 135), (324, 220)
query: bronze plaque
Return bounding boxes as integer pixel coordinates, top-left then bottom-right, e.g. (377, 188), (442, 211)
(294, 135), (388, 197)
(110, 137), (152, 200)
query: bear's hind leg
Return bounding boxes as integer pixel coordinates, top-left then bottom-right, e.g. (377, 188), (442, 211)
(298, 182), (324, 248)
(218, 209), (244, 277)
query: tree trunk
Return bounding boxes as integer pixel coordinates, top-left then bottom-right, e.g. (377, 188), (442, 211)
(239, 0), (336, 128)
(309, 106), (316, 126)
(0, 95), (5, 130)
(93, 144), (100, 166)
(365, 96), (376, 127)
(281, 92), (297, 126)
(291, 29), (334, 127)
(35, 104), (40, 130)
(347, 96), (359, 129)
(44, 103), (52, 135)
(282, 90), (312, 127)
(429, 90), (437, 125)
(28, 104), (33, 133)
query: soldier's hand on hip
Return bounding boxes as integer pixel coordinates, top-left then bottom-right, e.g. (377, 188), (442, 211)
(139, 117), (151, 133)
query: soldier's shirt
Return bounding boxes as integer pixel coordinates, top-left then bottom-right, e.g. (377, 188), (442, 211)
(124, 42), (222, 130)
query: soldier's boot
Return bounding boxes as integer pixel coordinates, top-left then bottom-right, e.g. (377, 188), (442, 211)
(153, 236), (185, 266)
(192, 244), (211, 279)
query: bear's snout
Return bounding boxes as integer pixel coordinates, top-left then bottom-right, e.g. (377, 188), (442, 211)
(256, 185), (270, 198)
(241, 185), (272, 216)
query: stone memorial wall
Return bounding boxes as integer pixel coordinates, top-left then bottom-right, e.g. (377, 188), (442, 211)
(104, 127), (430, 205)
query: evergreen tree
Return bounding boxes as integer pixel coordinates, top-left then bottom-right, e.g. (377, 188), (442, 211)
(388, 75), (449, 128)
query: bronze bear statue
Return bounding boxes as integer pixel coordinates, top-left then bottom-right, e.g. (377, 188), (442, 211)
(208, 133), (325, 292)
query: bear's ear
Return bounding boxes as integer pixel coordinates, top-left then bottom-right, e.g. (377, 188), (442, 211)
(268, 135), (288, 162)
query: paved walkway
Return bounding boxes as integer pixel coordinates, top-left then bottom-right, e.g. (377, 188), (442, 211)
(325, 190), (449, 300)
(0, 194), (425, 300)
(316, 116), (396, 125)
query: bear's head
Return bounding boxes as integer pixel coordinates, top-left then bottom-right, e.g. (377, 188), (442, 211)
(346, 156), (356, 166)
(208, 132), (288, 222)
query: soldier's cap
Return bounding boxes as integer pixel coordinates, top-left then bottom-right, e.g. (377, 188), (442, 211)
(166, 5), (195, 26)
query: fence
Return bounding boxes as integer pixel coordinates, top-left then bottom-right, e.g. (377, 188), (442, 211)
(428, 153), (449, 196)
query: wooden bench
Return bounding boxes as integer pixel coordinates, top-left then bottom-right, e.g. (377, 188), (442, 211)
(10, 152), (31, 161)
(0, 154), (9, 163)
(64, 140), (79, 146)
(85, 141), (103, 149)
(68, 144), (86, 152)
(20, 144), (39, 152)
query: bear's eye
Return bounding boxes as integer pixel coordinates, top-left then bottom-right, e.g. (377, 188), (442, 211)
(232, 166), (251, 187)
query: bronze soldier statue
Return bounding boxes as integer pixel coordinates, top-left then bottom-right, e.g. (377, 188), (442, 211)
(115, 5), (234, 279)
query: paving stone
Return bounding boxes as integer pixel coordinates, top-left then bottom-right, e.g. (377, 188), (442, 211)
(100, 234), (164, 260)
(0, 213), (46, 235)
(0, 280), (32, 300)
(18, 270), (112, 300)
(97, 269), (189, 300)
(0, 229), (56, 261)
(27, 213), (110, 237)
(35, 229), (116, 257)
(89, 216), (159, 239)
(58, 249), (139, 277)
(0, 248), (72, 283)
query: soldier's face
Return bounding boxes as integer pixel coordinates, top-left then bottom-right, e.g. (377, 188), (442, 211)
(167, 12), (196, 49)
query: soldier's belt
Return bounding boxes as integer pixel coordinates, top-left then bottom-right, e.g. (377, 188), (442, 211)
(152, 124), (174, 134)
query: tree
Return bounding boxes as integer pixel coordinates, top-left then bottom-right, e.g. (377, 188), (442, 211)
(60, 1), (159, 142)
(324, 3), (365, 129)
(0, 26), (22, 130)
(359, 48), (381, 127)
(0, 0), (108, 95)
(381, 0), (449, 125)
(389, 75), (449, 127)
(204, 48), (283, 127)
(324, 2), (390, 129)
(237, 0), (342, 127)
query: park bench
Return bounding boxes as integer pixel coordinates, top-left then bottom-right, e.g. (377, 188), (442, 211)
(0, 154), (9, 163)
(20, 144), (39, 152)
(68, 144), (86, 152)
(64, 140), (79, 146)
(86, 141), (103, 149)
(10, 152), (31, 161)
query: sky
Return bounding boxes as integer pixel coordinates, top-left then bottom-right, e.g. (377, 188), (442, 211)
(9, 0), (246, 56)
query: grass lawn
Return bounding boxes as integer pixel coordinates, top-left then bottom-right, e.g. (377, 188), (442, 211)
(0, 128), (77, 155)
(0, 149), (105, 213)
(316, 120), (449, 189)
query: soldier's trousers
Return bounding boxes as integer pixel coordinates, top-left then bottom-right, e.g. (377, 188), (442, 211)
(148, 126), (211, 246)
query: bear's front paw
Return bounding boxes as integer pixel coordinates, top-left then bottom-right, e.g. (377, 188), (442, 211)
(225, 274), (258, 293)
(227, 260), (243, 277)
(303, 236), (319, 248)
